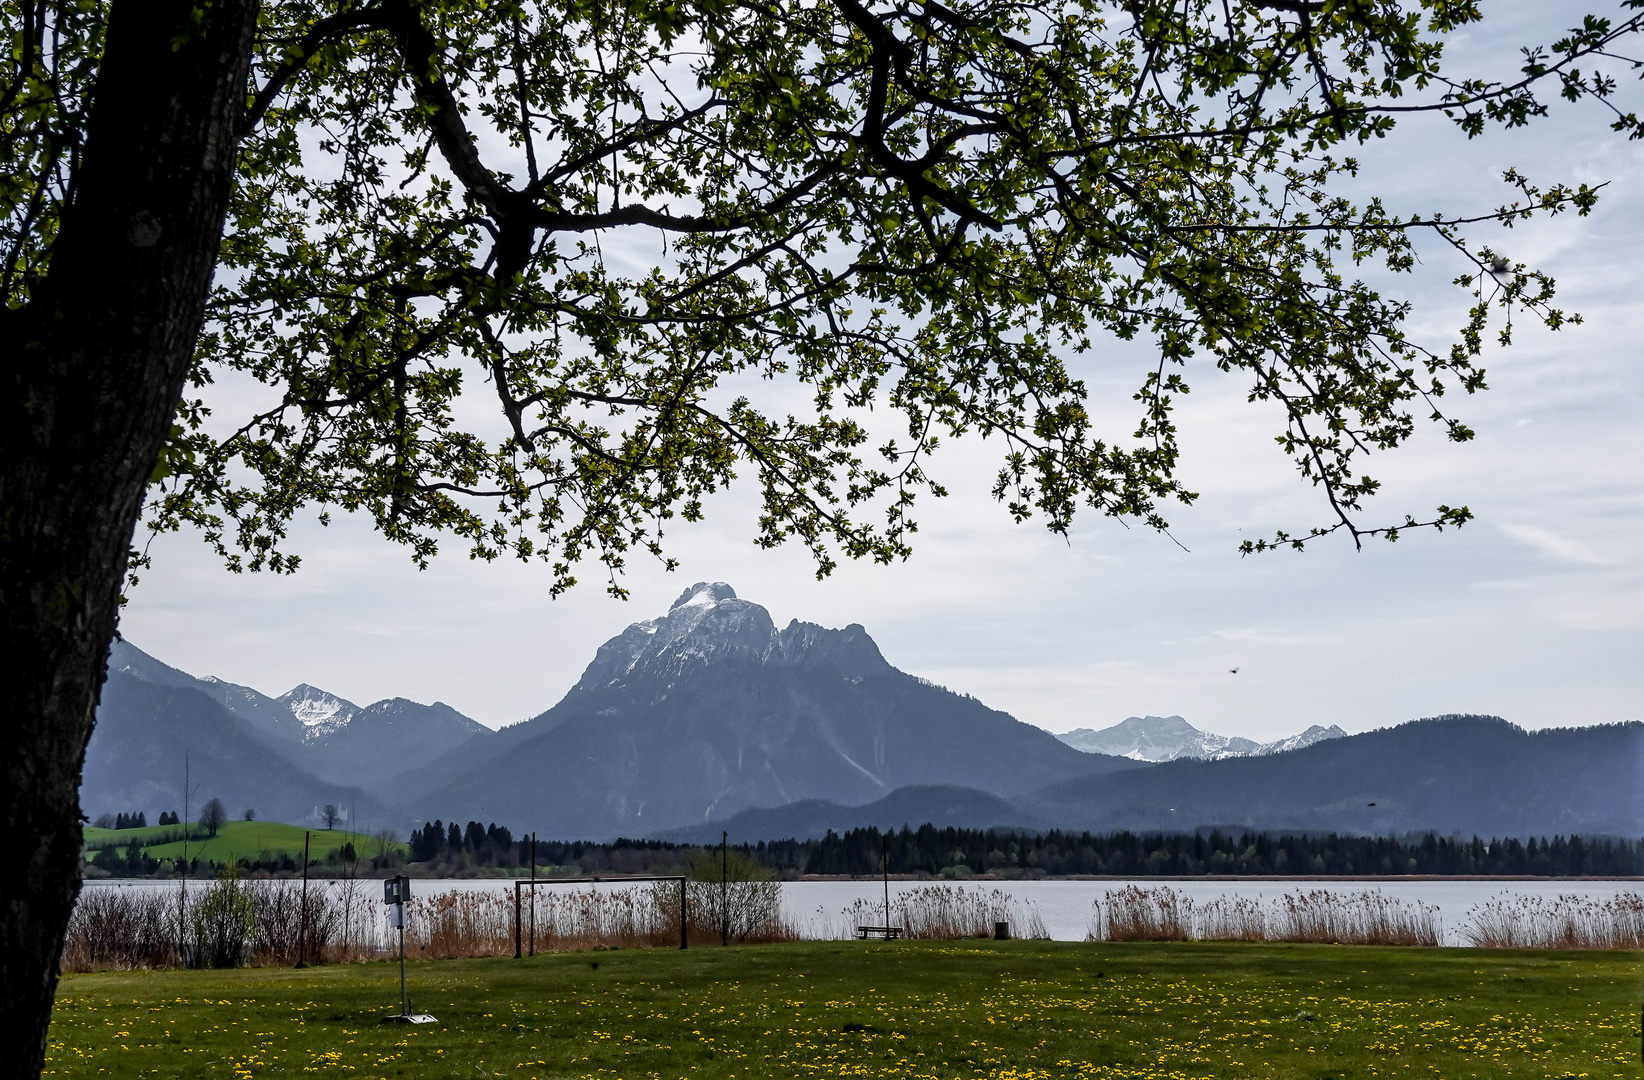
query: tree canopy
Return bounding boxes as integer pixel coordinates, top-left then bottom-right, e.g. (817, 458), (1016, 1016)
(7, 0), (1641, 595)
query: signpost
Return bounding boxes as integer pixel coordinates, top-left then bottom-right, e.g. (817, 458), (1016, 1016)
(380, 876), (436, 1024)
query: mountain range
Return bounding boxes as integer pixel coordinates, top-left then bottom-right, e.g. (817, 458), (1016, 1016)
(1055, 715), (1348, 761)
(393, 582), (1135, 834)
(85, 582), (1644, 842)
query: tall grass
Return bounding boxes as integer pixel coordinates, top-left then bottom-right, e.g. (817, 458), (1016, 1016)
(63, 879), (800, 971)
(1267, 890), (1440, 947)
(63, 882), (1643, 972)
(1196, 894), (1267, 941)
(1460, 891), (1644, 949)
(830, 885), (1050, 940)
(1096, 886), (1192, 942)
(412, 882), (800, 957)
(1089, 887), (1441, 946)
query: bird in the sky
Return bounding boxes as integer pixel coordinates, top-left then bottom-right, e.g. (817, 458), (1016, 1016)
(1229, 667), (1240, 674)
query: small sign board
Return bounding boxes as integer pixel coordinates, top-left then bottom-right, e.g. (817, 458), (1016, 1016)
(384, 877), (409, 905)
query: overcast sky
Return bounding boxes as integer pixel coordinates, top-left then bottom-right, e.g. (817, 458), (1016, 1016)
(119, 4), (1643, 740)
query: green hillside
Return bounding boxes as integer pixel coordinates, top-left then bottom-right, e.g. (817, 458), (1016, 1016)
(83, 823), (186, 849)
(84, 820), (403, 864)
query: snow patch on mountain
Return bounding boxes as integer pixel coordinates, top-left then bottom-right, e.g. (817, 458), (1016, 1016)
(1057, 714), (1347, 762)
(277, 684), (360, 741)
(555, 585), (898, 720)
(1258, 724), (1349, 756)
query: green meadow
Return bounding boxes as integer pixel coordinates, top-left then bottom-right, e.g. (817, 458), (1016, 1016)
(46, 939), (1640, 1079)
(82, 821), (399, 865)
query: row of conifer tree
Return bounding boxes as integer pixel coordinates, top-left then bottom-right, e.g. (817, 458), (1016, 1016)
(100, 810), (184, 830)
(408, 820), (518, 864)
(519, 828), (1643, 879)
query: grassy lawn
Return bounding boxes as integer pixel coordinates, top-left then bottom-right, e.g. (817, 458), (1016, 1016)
(83, 821), (400, 864)
(46, 940), (1639, 1079)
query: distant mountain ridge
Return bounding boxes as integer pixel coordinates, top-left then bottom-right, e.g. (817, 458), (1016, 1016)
(100, 640), (492, 802)
(658, 785), (1044, 844)
(1023, 714), (1644, 838)
(84, 669), (393, 828)
(1056, 714), (1347, 761)
(662, 715), (1644, 842)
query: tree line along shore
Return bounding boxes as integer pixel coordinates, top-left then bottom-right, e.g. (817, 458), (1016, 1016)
(81, 818), (1642, 880)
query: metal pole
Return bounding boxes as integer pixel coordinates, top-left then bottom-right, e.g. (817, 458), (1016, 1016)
(720, 830), (728, 946)
(179, 752), (192, 963)
(296, 830), (311, 967)
(513, 881), (521, 959)
(679, 877), (687, 950)
(882, 833), (890, 932)
(529, 832), (536, 957)
(398, 900), (407, 1017)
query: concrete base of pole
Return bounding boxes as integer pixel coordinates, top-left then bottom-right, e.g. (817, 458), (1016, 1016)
(380, 1014), (438, 1024)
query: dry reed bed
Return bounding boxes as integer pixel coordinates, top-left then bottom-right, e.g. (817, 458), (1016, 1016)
(1460, 891), (1644, 949)
(833, 885), (1050, 940)
(1092, 886), (1644, 949)
(62, 881), (1644, 972)
(63, 877), (798, 970)
(1093, 886), (1442, 946)
(444, 879), (799, 956)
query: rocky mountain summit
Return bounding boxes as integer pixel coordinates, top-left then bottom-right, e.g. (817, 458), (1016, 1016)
(276, 684), (359, 740)
(1056, 714), (1346, 762)
(402, 582), (1135, 835)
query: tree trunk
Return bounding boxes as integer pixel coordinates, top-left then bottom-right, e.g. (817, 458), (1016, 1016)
(0, 0), (256, 1074)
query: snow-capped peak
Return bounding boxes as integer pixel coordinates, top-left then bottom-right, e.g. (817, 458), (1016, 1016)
(562, 583), (890, 700)
(277, 683), (360, 741)
(1056, 715), (1347, 762)
(670, 582), (738, 610)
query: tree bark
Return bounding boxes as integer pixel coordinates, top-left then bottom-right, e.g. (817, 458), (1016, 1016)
(0, 0), (256, 1074)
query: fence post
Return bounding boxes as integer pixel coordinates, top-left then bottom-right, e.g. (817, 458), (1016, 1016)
(882, 833), (890, 933)
(514, 881), (521, 959)
(679, 877), (688, 950)
(295, 830), (311, 968)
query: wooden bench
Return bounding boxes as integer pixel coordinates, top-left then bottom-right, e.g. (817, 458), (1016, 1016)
(857, 925), (903, 940)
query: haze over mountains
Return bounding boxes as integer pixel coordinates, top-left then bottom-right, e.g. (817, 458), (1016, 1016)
(86, 583), (1644, 841)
